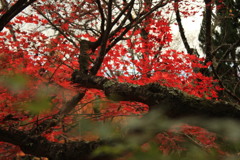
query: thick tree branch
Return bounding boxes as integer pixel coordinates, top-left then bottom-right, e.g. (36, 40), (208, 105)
(204, 0), (213, 63)
(72, 71), (240, 120)
(0, 127), (105, 160)
(0, 0), (36, 31)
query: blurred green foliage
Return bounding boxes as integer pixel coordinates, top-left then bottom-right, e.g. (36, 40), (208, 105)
(0, 73), (28, 92)
(81, 110), (240, 160)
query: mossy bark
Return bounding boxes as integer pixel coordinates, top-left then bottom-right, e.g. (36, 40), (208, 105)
(72, 72), (240, 120)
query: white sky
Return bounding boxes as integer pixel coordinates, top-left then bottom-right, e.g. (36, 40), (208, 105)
(168, 5), (204, 56)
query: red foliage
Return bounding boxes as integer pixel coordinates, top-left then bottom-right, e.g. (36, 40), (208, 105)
(0, 0), (224, 158)
(155, 124), (219, 154)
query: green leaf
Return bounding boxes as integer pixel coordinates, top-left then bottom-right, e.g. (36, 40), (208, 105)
(0, 73), (28, 92)
(24, 96), (52, 114)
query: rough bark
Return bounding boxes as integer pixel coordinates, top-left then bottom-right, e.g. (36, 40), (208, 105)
(0, 92), (105, 160)
(0, 127), (107, 160)
(71, 71), (240, 120)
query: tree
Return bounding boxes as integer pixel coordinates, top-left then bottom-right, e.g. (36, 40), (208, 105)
(0, 0), (240, 159)
(199, 0), (240, 103)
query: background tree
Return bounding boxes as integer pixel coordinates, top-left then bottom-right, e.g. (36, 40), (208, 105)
(199, 0), (240, 103)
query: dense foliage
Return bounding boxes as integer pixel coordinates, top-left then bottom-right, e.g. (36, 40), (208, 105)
(0, 0), (239, 159)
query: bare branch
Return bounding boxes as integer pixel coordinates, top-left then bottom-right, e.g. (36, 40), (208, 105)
(31, 92), (85, 135)
(33, 7), (79, 49)
(174, 0), (194, 54)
